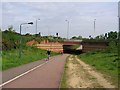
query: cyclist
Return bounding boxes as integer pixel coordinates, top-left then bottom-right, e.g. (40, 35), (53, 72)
(47, 50), (51, 61)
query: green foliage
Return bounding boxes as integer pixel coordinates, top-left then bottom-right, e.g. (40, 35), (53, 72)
(47, 36), (65, 42)
(2, 30), (20, 50)
(2, 46), (59, 70)
(71, 35), (82, 40)
(106, 40), (118, 53)
(22, 35), (41, 44)
(60, 56), (69, 88)
(95, 31), (118, 40)
(107, 31), (118, 40)
(1, 27), (60, 70)
(95, 34), (104, 40)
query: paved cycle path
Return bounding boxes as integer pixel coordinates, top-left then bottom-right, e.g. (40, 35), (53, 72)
(2, 54), (68, 88)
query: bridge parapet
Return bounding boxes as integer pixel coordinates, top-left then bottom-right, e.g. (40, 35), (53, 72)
(36, 43), (63, 52)
(81, 41), (108, 52)
(61, 40), (81, 45)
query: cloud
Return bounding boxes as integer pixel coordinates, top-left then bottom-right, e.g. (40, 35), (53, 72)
(1, 2), (118, 38)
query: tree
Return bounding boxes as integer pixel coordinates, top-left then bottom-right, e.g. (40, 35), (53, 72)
(71, 36), (77, 39)
(71, 35), (82, 40)
(107, 40), (117, 53)
(95, 36), (100, 39)
(106, 31), (118, 53)
(95, 34), (104, 40)
(107, 31), (117, 40)
(25, 33), (31, 36)
(78, 36), (82, 39)
(99, 34), (104, 39)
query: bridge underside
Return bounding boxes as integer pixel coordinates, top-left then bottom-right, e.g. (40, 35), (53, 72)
(63, 45), (82, 55)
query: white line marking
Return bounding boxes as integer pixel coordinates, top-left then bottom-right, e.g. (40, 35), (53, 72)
(0, 61), (49, 87)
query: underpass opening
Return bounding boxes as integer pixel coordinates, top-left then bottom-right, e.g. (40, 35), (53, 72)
(63, 45), (82, 55)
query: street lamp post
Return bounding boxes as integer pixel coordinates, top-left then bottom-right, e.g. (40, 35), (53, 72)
(118, 1), (120, 64)
(94, 19), (96, 38)
(19, 22), (33, 59)
(118, 2), (120, 40)
(65, 20), (69, 40)
(118, 17), (120, 40)
(36, 19), (40, 36)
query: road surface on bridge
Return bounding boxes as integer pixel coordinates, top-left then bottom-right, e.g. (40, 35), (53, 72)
(2, 54), (69, 88)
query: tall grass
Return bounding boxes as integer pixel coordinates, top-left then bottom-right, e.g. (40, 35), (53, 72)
(2, 46), (59, 70)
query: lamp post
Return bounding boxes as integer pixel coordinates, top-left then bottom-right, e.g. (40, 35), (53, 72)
(19, 22), (33, 59)
(94, 19), (96, 38)
(118, 1), (120, 62)
(65, 20), (69, 40)
(36, 19), (40, 36)
(118, 17), (120, 41)
(118, 2), (120, 87)
(118, 1), (120, 40)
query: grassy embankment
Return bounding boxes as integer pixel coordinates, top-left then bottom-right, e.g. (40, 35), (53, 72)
(1, 29), (60, 71)
(1, 46), (59, 71)
(78, 50), (118, 86)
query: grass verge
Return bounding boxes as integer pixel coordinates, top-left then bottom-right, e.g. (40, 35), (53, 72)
(1, 46), (59, 71)
(78, 50), (118, 87)
(60, 55), (70, 88)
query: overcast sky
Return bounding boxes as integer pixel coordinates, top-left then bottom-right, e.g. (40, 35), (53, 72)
(1, 2), (119, 38)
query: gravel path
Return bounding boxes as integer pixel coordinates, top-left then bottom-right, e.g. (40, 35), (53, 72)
(65, 55), (116, 88)
(2, 54), (68, 88)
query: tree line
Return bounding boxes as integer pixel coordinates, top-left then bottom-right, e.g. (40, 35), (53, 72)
(1, 26), (119, 52)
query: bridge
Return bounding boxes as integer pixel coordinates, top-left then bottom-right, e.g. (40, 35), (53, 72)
(26, 40), (108, 54)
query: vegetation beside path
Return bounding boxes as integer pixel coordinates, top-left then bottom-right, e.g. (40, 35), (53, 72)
(78, 50), (118, 87)
(60, 39), (119, 88)
(1, 26), (60, 71)
(60, 53), (118, 88)
(60, 56), (69, 88)
(1, 46), (59, 71)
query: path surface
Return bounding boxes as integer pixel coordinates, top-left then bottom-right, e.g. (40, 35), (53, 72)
(65, 55), (116, 88)
(2, 54), (68, 88)
(2, 58), (46, 83)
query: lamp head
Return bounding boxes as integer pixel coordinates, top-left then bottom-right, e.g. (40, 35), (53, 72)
(28, 22), (33, 25)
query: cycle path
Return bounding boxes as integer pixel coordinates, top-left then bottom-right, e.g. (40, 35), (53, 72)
(2, 54), (68, 88)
